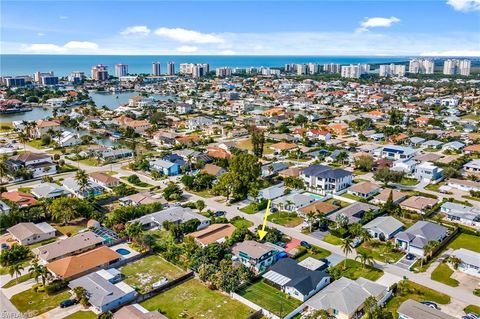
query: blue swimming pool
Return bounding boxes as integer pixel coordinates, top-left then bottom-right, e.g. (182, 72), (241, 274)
(116, 248), (131, 256)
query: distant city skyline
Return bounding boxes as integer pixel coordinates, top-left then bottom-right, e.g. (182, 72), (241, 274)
(1, 0), (479, 56)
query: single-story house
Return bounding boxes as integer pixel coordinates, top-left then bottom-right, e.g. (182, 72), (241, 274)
(31, 182), (67, 199)
(262, 258), (331, 302)
(7, 222), (56, 245)
(399, 196), (438, 214)
(254, 183), (286, 201)
(89, 172), (121, 188)
(261, 162), (289, 177)
(440, 201), (480, 228)
(62, 177), (104, 198)
(346, 182), (381, 199)
(397, 299), (456, 319)
(201, 163), (226, 177)
(231, 240), (282, 273)
(272, 193), (317, 212)
(132, 206), (210, 231)
(327, 202), (379, 225)
(447, 178), (480, 192)
(395, 221), (448, 257)
(187, 223), (236, 247)
(451, 248), (479, 277)
(119, 191), (166, 206)
(363, 216), (404, 240)
(113, 304), (167, 319)
(298, 201), (339, 216)
(0, 191), (37, 207)
(371, 189), (407, 205)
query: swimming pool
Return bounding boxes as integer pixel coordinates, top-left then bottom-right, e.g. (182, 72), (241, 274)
(304, 192), (326, 201)
(116, 248), (131, 256)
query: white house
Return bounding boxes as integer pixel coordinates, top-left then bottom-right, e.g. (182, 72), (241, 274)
(451, 248), (480, 277)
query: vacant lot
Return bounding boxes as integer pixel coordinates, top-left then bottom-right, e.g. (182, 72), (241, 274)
(267, 211), (304, 227)
(447, 233), (480, 253)
(323, 233), (343, 245)
(237, 279), (302, 317)
(357, 241), (404, 263)
(141, 279), (254, 319)
(332, 259), (383, 281)
(236, 139), (274, 155)
(295, 245), (331, 262)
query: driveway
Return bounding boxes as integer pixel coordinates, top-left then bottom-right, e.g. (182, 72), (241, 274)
(376, 273), (403, 287)
(325, 253), (345, 267)
(396, 254), (417, 270)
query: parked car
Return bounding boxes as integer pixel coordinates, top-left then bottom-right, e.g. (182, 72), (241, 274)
(277, 252), (288, 259)
(420, 301), (439, 310)
(405, 253), (416, 261)
(465, 313), (479, 319)
(300, 241), (312, 249)
(60, 299), (77, 308)
(270, 207), (278, 213)
(214, 211), (226, 217)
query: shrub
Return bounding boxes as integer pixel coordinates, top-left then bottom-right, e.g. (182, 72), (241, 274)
(46, 279), (69, 295)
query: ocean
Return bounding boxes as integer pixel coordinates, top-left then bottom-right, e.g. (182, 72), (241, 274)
(0, 55), (412, 77)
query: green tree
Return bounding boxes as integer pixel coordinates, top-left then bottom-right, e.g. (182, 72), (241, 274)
(355, 251), (375, 269)
(355, 155), (374, 172)
(73, 286), (89, 306)
(196, 200), (205, 213)
(8, 263), (24, 283)
(75, 169), (90, 196)
(49, 197), (88, 225)
(341, 237), (353, 270)
(163, 182), (182, 201)
(373, 167), (404, 186)
(251, 129), (265, 157)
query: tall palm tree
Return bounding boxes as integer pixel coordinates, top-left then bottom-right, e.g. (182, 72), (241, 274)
(75, 169), (90, 197)
(360, 229), (372, 245)
(8, 263), (24, 283)
(341, 237), (353, 270)
(28, 261), (44, 285)
(355, 251), (375, 269)
(0, 154), (9, 184)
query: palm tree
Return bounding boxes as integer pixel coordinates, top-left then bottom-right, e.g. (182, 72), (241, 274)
(28, 261), (44, 285)
(75, 169), (90, 197)
(18, 132), (28, 151)
(360, 229), (372, 245)
(0, 154), (9, 184)
(341, 237), (353, 270)
(421, 240), (439, 267)
(306, 212), (316, 232)
(448, 256), (462, 270)
(8, 263), (24, 283)
(355, 251), (375, 269)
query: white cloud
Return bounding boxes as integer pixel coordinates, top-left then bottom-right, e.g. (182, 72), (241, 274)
(219, 49), (235, 55)
(447, 0), (480, 12)
(23, 41), (99, 53)
(37, 33), (45, 37)
(154, 27), (223, 43)
(357, 17), (400, 32)
(120, 26), (151, 36)
(59, 15), (68, 20)
(63, 41), (98, 50)
(420, 49), (480, 56)
(176, 45), (198, 53)
(24, 43), (66, 53)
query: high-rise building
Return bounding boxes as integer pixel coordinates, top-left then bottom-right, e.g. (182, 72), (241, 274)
(41, 75), (59, 86)
(68, 71), (85, 83)
(180, 63), (209, 77)
(409, 59), (434, 74)
(443, 59), (471, 76)
(216, 67), (233, 77)
(341, 64), (370, 78)
(167, 62), (175, 75)
(307, 63), (321, 75)
(323, 63), (341, 74)
(91, 64), (109, 81)
(296, 64), (308, 75)
(152, 62), (161, 76)
(115, 64), (128, 77)
(4, 77), (26, 87)
(33, 71), (54, 83)
(379, 64), (406, 77)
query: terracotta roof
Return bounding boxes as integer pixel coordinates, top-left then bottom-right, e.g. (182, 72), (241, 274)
(36, 120), (61, 128)
(0, 191), (37, 207)
(207, 147), (231, 159)
(465, 144), (480, 152)
(270, 142), (298, 151)
(201, 163), (224, 176)
(188, 223), (236, 246)
(298, 201), (339, 215)
(89, 172), (120, 185)
(347, 182), (380, 195)
(373, 189), (406, 203)
(278, 167), (301, 178)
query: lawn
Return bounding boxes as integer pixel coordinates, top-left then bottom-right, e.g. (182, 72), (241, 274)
(431, 262), (459, 287)
(340, 193), (364, 201)
(78, 158), (101, 166)
(465, 305), (480, 315)
(447, 233), (480, 253)
(53, 220), (87, 236)
(141, 279), (255, 319)
(237, 279), (302, 317)
(295, 245), (331, 262)
(26, 139), (50, 149)
(64, 311), (97, 319)
(121, 254), (186, 293)
(2, 273), (32, 288)
(189, 189), (215, 198)
(267, 211), (304, 227)
(399, 178), (419, 186)
(385, 280), (451, 318)
(323, 233), (343, 245)
(231, 218), (254, 229)
(356, 241), (404, 263)
(333, 259), (384, 281)
(236, 139), (274, 155)
(425, 182), (446, 193)
(17, 187), (32, 193)
(10, 289), (71, 316)
(0, 121), (13, 132)
(240, 202), (261, 214)
(120, 176), (153, 189)
(0, 260), (30, 275)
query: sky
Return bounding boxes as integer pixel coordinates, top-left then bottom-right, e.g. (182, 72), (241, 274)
(1, 0), (479, 56)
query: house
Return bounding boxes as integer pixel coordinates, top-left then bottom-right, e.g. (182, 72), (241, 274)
(399, 196), (438, 214)
(54, 131), (81, 147)
(421, 140), (443, 150)
(395, 221), (448, 257)
(464, 144), (480, 154)
(262, 258), (331, 302)
(32, 231), (104, 263)
(301, 165), (353, 195)
(328, 122), (349, 136)
(0, 200), (10, 214)
(114, 116), (151, 134)
(162, 154), (187, 167)
(33, 120), (61, 138)
(463, 159), (480, 174)
(371, 189), (407, 205)
(207, 146), (231, 160)
(409, 137), (426, 148)
(113, 304), (167, 319)
(261, 162), (289, 177)
(186, 116), (214, 131)
(0, 191), (37, 207)
(48, 246), (121, 280)
(451, 248), (480, 277)
(442, 141), (465, 152)
(327, 202), (379, 225)
(255, 183), (286, 201)
(89, 172), (121, 188)
(176, 103), (194, 114)
(150, 159), (181, 176)
(31, 182), (67, 199)
(119, 191), (166, 206)
(132, 206), (210, 230)
(269, 142), (298, 154)
(392, 159), (417, 175)
(279, 167), (302, 178)
(397, 299), (456, 319)
(307, 129), (331, 141)
(272, 193), (317, 212)
(298, 201), (339, 216)
(414, 162), (443, 181)
(6, 152), (57, 180)
(346, 182), (380, 199)
(7, 222), (56, 245)
(440, 202), (480, 228)
(91, 147), (133, 162)
(201, 163), (226, 177)
(363, 216), (404, 240)
(62, 177), (104, 198)
(231, 240), (282, 272)
(69, 269), (136, 313)
(306, 277), (390, 319)
(379, 146), (416, 161)
(447, 178), (480, 192)
(187, 223), (236, 247)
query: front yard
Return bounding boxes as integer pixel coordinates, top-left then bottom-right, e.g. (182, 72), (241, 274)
(332, 259), (384, 281)
(267, 211), (304, 227)
(447, 233), (480, 253)
(295, 245), (331, 261)
(323, 233), (343, 245)
(2, 273), (32, 288)
(141, 278), (255, 319)
(356, 241), (404, 263)
(120, 254), (186, 293)
(465, 305), (480, 315)
(431, 262), (459, 287)
(237, 279), (302, 317)
(64, 311), (97, 319)
(10, 289), (71, 316)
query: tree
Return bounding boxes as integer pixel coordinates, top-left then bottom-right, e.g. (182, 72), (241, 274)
(49, 197), (88, 225)
(196, 200), (205, 213)
(448, 256), (462, 270)
(251, 129), (265, 158)
(373, 167), (404, 186)
(8, 263), (24, 283)
(341, 237), (353, 270)
(355, 155), (374, 172)
(40, 134), (51, 146)
(75, 169), (90, 196)
(421, 240), (439, 267)
(0, 154), (9, 184)
(355, 251), (375, 268)
(284, 177), (304, 189)
(163, 182), (182, 201)
(126, 221), (144, 243)
(73, 286), (89, 306)
(29, 261), (51, 287)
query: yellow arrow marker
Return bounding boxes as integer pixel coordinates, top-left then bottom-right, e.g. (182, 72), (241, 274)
(258, 199), (271, 240)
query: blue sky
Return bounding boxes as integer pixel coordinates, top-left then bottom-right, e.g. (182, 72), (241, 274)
(1, 0), (479, 55)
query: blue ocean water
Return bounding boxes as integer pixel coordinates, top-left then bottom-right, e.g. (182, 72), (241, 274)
(0, 54), (411, 77)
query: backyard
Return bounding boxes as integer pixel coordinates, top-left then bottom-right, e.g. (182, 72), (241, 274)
(236, 139), (274, 155)
(53, 219), (87, 236)
(231, 218), (254, 229)
(141, 279), (255, 319)
(295, 245), (331, 262)
(10, 289), (71, 316)
(267, 211), (304, 227)
(237, 279), (302, 317)
(447, 233), (480, 253)
(356, 241), (404, 263)
(120, 254), (186, 293)
(431, 262), (459, 287)
(385, 280), (451, 317)
(332, 259), (384, 281)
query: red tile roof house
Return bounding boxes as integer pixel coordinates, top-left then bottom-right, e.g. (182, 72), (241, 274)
(1, 191), (37, 207)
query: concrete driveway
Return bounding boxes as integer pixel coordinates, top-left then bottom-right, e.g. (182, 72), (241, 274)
(396, 254), (417, 270)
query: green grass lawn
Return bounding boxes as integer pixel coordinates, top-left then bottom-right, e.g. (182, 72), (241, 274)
(465, 305), (480, 315)
(189, 189), (215, 198)
(10, 289), (71, 316)
(333, 259), (384, 281)
(400, 178), (419, 186)
(120, 176), (153, 189)
(357, 241), (404, 263)
(27, 238), (57, 249)
(237, 279), (302, 317)
(141, 279), (255, 319)
(296, 245), (331, 262)
(64, 311), (97, 319)
(323, 233), (343, 245)
(121, 254), (186, 293)
(385, 280), (451, 318)
(17, 187), (32, 193)
(26, 139), (50, 149)
(78, 158), (101, 166)
(0, 260), (30, 275)
(447, 233), (480, 253)
(474, 289), (480, 297)
(53, 220), (87, 236)
(236, 139), (274, 155)
(340, 193), (364, 201)
(425, 182), (446, 193)
(0, 122), (13, 132)
(2, 273), (32, 288)
(230, 218), (254, 229)
(240, 202), (262, 214)
(431, 262), (459, 287)
(267, 211), (304, 227)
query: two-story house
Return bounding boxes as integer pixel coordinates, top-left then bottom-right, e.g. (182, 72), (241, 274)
(300, 164), (352, 195)
(231, 240), (282, 273)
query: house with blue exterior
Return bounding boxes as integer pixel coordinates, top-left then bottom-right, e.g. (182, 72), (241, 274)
(150, 159), (181, 176)
(162, 154), (187, 167)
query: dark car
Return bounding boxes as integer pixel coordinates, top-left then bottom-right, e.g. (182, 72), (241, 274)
(420, 301), (439, 310)
(60, 299), (77, 308)
(405, 253), (416, 261)
(300, 241), (312, 249)
(214, 211), (226, 217)
(270, 207), (278, 213)
(277, 252), (288, 259)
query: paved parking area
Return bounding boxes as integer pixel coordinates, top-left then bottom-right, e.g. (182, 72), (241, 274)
(326, 253), (345, 267)
(396, 254), (416, 270)
(310, 230), (329, 240)
(440, 297), (470, 318)
(376, 273), (403, 287)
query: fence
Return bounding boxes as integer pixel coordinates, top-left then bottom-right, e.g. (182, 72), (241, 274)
(107, 250), (151, 269)
(429, 227), (459, 260)
(136, 271), (194, 303)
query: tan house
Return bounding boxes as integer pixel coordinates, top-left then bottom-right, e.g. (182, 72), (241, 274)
(399, 196), (439, 214)
(298, 201), (339, 216)
(201, 163), (226, 177)
(89, 172), (121, 188)
(371, 189), (407, 204)
(7, 222), (56, 245)
(188, 223), (236, 247)
(33, 120), (61, 138)
(346, 182), (380, 199)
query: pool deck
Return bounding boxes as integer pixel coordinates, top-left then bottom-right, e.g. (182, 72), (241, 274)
(109, 243), (140, 260)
